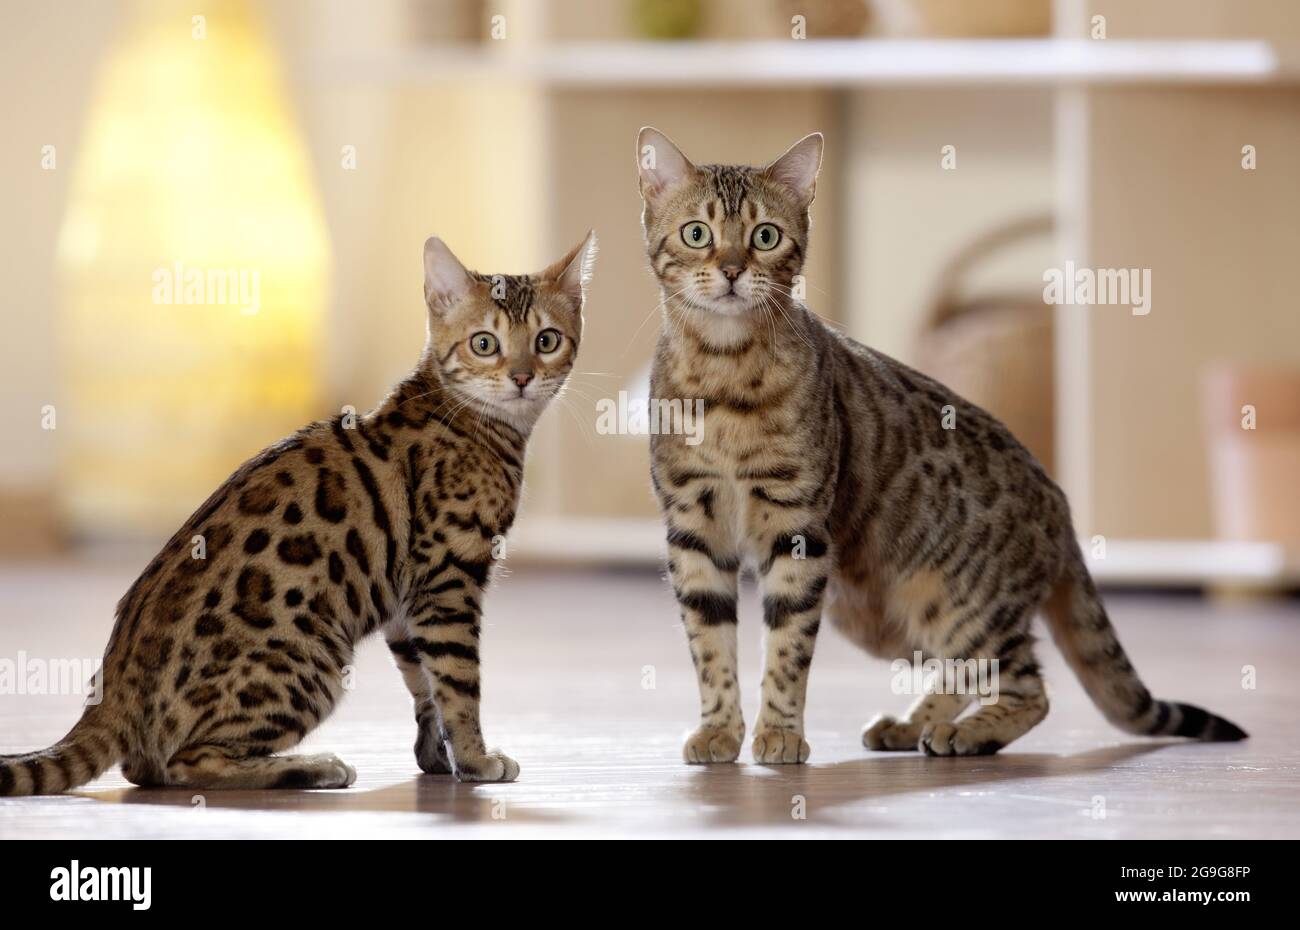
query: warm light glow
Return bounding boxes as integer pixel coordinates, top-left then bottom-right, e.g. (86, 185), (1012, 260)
(57, 0), (330, 534)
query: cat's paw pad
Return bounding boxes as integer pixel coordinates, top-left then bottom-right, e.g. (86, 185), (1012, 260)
(452, 749), (520, 783)
(919, 723), (1003, 757)
(862, 715), (921, 751)
(751, 728), (810, 764)
(683, 727), (742, 764)
(415, 730), (452, 774)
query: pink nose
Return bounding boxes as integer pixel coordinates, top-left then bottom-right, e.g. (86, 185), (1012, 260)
(721, 264), (745, 281)
(511, 372), (534, 388)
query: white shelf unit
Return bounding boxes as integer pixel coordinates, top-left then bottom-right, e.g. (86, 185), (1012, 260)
(310, 38), (1300, 87)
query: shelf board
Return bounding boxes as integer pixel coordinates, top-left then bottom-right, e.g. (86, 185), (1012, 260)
(508, 516), (1300, 588)
(307, 39), (1300, 88)
(1083, 539), (1300, 588)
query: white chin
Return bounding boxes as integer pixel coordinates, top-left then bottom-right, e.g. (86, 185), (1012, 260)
(495, 395), (540, 414)
(707, 295), (749, 316)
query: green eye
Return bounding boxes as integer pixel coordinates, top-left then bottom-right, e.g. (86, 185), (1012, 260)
(535, 328), (562, 354)
(681, 221), (712, 248)
(469, 332), (499, 357)
(751, 223), (781, 251)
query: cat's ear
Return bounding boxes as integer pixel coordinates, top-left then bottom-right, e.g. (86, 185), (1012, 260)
(763, 132), (824, 207)
(544, 229), (598, 307)
(423, 236), (473, 309)
(637, 127), (695, 209)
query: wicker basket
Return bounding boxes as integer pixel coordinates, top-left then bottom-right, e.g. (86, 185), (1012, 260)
(914, 215), (1055, 474)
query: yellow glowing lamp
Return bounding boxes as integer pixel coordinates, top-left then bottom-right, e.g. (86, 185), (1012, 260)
(57, 0), (330, 535)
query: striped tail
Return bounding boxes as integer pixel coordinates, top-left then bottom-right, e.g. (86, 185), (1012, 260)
(1042, 545), (1248, 742)
(0, 704), (124, 796)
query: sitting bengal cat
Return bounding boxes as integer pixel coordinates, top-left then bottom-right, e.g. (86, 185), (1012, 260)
(0, 232), (596, 793)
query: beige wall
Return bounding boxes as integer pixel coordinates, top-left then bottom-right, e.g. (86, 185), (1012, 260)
(1085, 0), (1300, 39)
(1085, 86), (1300, 538)
(1074, 0), (1300, 538)
(0, 1), (116, 490)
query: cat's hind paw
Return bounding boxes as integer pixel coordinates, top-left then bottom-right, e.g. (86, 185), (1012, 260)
(919, 722), (1003, 757)
(862, 714), (922, 751)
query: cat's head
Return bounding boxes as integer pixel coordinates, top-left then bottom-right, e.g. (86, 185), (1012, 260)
(636, 127), (822, 318)
(421, 233), (596, 426)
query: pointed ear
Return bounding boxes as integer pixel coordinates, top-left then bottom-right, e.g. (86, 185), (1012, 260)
(423, 236), (473, 308)
(763, 132), (823, 207)
(544, 230), (598, 307)
(637, 127), (695, 210)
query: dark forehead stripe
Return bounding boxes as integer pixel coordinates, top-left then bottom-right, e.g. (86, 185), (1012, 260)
(471, 272), (535, 323)
(701, 164), (753, 218)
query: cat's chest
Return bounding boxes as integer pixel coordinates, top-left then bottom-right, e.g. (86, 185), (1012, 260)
(413, 441), (523, 540)
(661, 427), (791, 554)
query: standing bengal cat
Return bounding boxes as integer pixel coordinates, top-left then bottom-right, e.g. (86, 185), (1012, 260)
(0, 232), (596, 794)
(637, 127), (1246, 763)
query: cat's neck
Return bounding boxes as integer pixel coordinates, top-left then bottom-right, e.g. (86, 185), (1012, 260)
(659, 290), (818, 361)
(368, 368), (531, 452)
(367, 370), (443, 426)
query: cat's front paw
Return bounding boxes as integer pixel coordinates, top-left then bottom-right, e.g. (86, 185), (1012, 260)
(751, 728), (810, 764)
(302, 753), (358, 788)
(919, 722), (1003, 757)
(415, 729), (453, 774)
(451, 749), (520, 783)
(862, 714), (922, 751)
(683, 727), (743, 764)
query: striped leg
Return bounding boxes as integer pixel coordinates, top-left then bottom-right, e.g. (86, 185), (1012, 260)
(920, 658), (1048, 756)
(384, 624), (451, 774)
(406, 569), (517, 782)
(668, 532), (743, 764)
(752, 527), (831, 764)
(921, 599), (1049, 756)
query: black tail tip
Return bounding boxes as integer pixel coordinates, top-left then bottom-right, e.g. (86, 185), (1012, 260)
(1205, 716), (1249, 742)
(1169, 702), (1248, 741)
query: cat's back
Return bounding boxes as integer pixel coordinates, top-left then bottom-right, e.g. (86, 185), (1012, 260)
(103, 416), (380, 665)
(822, 324), (1072, 579)
(832, 329), (1053, 475)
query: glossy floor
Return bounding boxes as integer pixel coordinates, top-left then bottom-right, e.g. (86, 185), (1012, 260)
(0, 558), (1296, 838)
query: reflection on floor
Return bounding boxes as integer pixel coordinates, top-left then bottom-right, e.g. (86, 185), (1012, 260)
(1, 559), (1296, 838)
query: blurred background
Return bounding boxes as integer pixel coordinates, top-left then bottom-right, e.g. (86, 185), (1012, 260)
(3, 0), (1300, 593)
